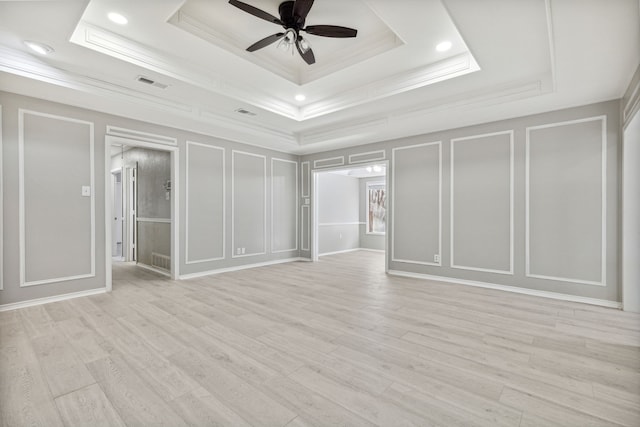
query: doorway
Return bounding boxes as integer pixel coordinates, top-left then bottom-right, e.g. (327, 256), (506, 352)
(111, 169), (124, 260)
(311, 162), (388, 272)
(105, 136), (179, 291)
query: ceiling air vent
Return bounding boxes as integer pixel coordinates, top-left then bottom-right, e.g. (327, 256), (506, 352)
(136, 75), (168, 89)
(235, 108), (256, 116)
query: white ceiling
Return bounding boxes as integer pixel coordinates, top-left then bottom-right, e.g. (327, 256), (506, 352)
(0, 0), (638, 155)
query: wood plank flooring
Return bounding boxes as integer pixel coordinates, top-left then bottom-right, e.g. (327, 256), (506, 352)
(1, 251), (639, 426)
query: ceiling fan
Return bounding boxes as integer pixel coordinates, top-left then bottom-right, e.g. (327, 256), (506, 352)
(229, 0), (358, 65)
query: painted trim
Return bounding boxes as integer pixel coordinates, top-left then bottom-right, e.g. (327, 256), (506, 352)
(623, 71), (640, 126)
(450, 130), (514, 275)
(0, 105), (3, 291)
(301, 205), (310, 251)
(0, 287), (107, 312)
(391, 141), (442, 266)
(365, 180), (386, 236)
(106, 125), (177, 146)
(231, 150), (267, 258)
(349, 150), (386, 164)
(179, 257), (306, 280)
(525, 116), (607, 287)
(19, 109), (96, 287)
(359, 248), (385, 253)
(318, 222), (365, 226)
(313, 156), (345, 169)
(185, 141), (225, 264)
(136, 262), (172, 277)
(301, 161), (310, 198)
(271, 158), (299, 253)
(387, 270), (621, 309)
(137, 217), (172, 223)
(319, 248), (361, 257)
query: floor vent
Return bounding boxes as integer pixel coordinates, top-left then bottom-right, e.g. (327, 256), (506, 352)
(151, 252), (171, 271)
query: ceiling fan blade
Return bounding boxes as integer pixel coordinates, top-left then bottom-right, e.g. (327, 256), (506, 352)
(229, 0), (283, 25)
(304, 25), (358, 38)
(246, 33), (285, 52)
(293, 0), (314, 25)
(296, 37), (316, 65)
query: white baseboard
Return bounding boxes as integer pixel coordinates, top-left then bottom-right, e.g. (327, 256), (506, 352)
(179, 257), (307, 280)
(358, 248), (385, 253)
(136, 262), (171, 277)
(0, 287), (107, 312)
(318, 248), (361, 257)
(387, 270), (622, 309)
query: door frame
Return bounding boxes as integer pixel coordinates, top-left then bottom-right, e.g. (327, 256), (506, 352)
(104, 136), (179, 291)
(311, 160), (389, 273)
(110, 167), (124, 260)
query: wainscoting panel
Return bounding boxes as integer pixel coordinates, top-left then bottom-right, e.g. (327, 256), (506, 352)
(271, 158), (298, 253)
(185, 141), (225, 264)
(526, 116), (606, 286)
(232, 151), (266, 258)
(19, 110), (95, 286)
(451, 131), (513, 274)
(392, 142), (441, 266)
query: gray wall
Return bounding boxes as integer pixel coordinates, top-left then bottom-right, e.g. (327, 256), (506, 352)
(317, 172), (360, 255)
(359, 178), (385, 251)
(302, 100), (621, 303)
(0, 90), (298, 306)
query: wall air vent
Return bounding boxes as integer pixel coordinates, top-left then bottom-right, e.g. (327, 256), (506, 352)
(136, 75), (168, 89)
(235, 108), (257, 116)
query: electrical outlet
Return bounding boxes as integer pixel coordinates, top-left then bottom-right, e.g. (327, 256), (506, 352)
(304, 198), (310, 205)
(236, 248), (241, 255)
(241, 247), (246, 254)
(434, 254), (440, 263)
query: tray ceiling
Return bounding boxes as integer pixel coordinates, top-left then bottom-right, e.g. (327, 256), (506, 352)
(0, 0), (637, 154)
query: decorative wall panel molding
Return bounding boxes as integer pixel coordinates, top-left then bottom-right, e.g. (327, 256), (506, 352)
(271, 158), (298, 253)
(19, 109), (95, 287)
(391, 141), (442, 266)
(232, 150), (266, 258)
(526, 116), (607, 286)
(185, 141), (225, 264)
(450, 130), (514, 275)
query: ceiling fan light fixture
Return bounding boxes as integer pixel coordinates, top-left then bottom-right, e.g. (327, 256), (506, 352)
(277, 28), (297, 52)
(299, 37), (311, 54)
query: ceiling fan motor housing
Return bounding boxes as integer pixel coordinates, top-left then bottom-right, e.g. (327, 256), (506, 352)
(279, 1), (301, 30)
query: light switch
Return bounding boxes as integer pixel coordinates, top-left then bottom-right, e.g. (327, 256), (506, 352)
(304, 198), (310, 205)
(81, 186), (91, 197)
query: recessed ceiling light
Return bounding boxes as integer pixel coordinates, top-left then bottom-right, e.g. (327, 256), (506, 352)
(24, 41), (54, 55)
(108, 12), (128, 25)
(295, 94), (306, 102)
(436, 41), (452, 52)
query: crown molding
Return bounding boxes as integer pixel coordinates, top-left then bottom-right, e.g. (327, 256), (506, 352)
(70, 22), (300, 120)
(0, 45), (298, 151)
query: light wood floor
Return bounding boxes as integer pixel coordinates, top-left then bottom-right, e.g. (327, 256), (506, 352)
(1, 251), (639, 426)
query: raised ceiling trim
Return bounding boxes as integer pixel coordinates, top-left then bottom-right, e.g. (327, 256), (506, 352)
(106, 126), (178, 145)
